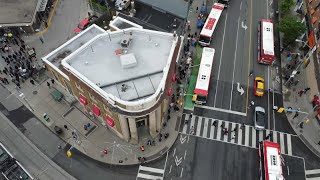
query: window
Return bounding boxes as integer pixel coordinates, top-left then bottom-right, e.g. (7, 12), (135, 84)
(270, 155), (278, 166)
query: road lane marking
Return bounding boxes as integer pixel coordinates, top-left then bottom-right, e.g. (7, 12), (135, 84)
(246, 0), (253, 115)
(252, 127), (256, 148)
(202, 118), (209, 138)
(259, 130), (263, 143)
(238, 126), (243, 145)
(267, 66), (271, 129)
(214, 12), (229, 107)
(216, 120), (222, 141)
(223, 121), (229, 141)
(182, 114), (189, 134)
(280, 133), (285, 154)
(287, 135), (292, 155)
(196, 116), (202, 136)
(137, 165), (164, 180)
(229, 17), (241, 110)
(194, 105), (246, 116)
(306, 169), (320, 175)
(245, 126), (250, 146)
(210, 119), (215, 139)
(273, 131), (278, 143)
(190, 115), (195, 134)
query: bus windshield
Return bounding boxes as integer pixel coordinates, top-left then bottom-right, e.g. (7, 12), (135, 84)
(199, 36), (211, 44)
(196, 95), (207, 103)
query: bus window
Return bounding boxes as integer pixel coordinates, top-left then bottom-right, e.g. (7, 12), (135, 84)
(199, 36), (211, 44)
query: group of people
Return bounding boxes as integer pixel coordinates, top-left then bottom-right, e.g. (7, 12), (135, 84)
(0, 32), (38, 88)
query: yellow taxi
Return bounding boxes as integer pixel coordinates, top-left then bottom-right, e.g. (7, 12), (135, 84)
(254, 77), (265, 96)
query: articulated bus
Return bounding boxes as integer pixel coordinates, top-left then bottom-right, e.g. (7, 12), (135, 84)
(198, 3), (224, 46)
(258, 141), (284, 180)
(193, 47), (215, 104)
(258, 19), (275, 65)
(0, 142), (34, 180)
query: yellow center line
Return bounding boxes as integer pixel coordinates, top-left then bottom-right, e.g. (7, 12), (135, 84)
(246, 0), (253, 115)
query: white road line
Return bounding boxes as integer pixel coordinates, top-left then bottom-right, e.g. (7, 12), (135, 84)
(210, 119), (215, 139)
(306, 177), (320, 180)
(267, 66), (271, 129)
(139, 166), (165, 174)
(252, 128), (256, 148)
(182, 114), (189, 134)
(190, 115), (195, 134)
(202, 118), (209, 138)
(272, 80), (276, 130)
(216, 120), (222, 140)
(229, 17), (241, 110)
(273, 131), (278, 143)
(280, 133), (285, 154)
(194, 105), (247, 116)
(245, 126), (250, 146)
(137, 173), (163, 180)
(287, 135), (292, 155)
(214, 12), (229, 107)
(258, 130), (263, 142)
(238, 126), (243, 145)
(306, 169), (320, 174)
(223, 121), (229, 141)
(196, 117), (202, 136)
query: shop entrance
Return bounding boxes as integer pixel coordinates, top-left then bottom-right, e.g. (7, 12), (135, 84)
(136, 116), (149, 141)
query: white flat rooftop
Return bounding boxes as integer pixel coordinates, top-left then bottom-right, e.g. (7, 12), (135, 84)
(63, 28), (176, 101)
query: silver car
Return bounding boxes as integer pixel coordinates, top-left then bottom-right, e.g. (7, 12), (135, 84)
(254, 106), (265, 130)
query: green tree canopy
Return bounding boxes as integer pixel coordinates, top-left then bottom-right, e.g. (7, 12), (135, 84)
(278, 15), (306, 46)
(280, 0), (295, 15)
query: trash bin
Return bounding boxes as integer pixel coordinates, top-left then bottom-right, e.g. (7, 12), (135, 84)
(54, 126), (63, 135)
(43, 113), (50, 122)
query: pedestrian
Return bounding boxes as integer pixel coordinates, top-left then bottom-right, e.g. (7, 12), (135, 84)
(63, 125), (68, 130)
(293, 112), (299, 119)
(249, 69), (254, 76)
(273, 106), (279, 111)
(232, 127), (237, 132)
(16, 82), (21, 89)
(51, 79), (55, 84)
(147, 140), (152, 145)
(47, 81), (51, 88)
(223, 128), (228, 135)
(3, 78), (9, 84)
(196, 6), (199, 13)
(304, 87), (311, 94)
(298, 90), (304, 96)
(83, 124), (88, 130)
(220, 122), (225, 128)
(39, 37), (44, 44)
(212, 120), (217, 126)
(30, 79), (35, 85)
(231, 134), (236, 140)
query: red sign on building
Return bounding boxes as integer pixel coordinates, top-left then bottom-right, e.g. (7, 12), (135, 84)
(106, 116), (115, 127)
(79, 94), (88, 106)
(92, 105), (101, 116)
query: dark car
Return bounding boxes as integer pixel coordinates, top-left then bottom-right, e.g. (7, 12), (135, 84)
(218, 0), (230, 7)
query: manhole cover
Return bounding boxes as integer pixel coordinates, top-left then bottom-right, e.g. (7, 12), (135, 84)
(33, 91), (38, 95)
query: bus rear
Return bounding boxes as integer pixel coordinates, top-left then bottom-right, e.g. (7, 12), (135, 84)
(198, 3), (224, 46)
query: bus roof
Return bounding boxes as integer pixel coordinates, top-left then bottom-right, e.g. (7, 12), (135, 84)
(261, 19), (274, 56)
(194, 47), (215, 95)
(199, 3), (224, 38)
(263, 141), (284, 180)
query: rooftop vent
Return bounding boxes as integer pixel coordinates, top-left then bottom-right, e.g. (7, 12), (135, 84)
(121, 36), (131, 48)
(120, 53), (137, 68)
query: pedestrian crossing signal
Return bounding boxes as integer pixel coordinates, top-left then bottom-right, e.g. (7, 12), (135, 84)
(67, 150), (72, 158)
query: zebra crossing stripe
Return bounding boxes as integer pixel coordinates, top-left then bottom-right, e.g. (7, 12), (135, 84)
(306, 169), (320, 175)
(258, 130), (263, 143)
(202, 118), (209, 138)
(252, 128), (256, 148)
(279, 133), (285, 154)
(182, 115), (189, 134)
(230, 123), (236, 142)
(216, 120), (222, 140)
(237, 125), (242, 145)
(137, 166), (164, 180)
(196, 117), (202, 136)
(273, 131), (277, 143)
(210, 119), (215, 139)
(245, 126), (250, 146)
(190, 115), (195, 134)
(287, 135), (292, 155)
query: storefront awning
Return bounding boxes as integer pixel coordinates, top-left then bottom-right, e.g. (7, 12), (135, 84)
(106, 116), (115, 127)
(79, 94), (88, 106)
(92, 105), (101, 116)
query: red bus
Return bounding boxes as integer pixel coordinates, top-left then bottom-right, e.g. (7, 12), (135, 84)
(198, 3), (224, 46)
(258, 19), (275, 65)
(258, 141), (284, 180)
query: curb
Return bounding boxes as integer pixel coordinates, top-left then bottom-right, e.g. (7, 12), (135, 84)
(0, 112), (77, 180)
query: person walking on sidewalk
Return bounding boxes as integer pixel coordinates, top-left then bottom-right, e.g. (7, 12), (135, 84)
(47, 81), (51, 88)
(298, 90), (304, 97)
(212, 120), (217, 127)
(30, 79), (35, 85)
(293, 112), (299, 119)
(63, 125), (68, 130)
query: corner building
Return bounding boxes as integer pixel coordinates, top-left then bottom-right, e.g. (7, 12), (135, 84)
(42, 25), (182, 144)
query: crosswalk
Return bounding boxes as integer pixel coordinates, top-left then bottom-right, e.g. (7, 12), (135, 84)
(306, 169), (320, 179)
(136, 165), (164, 180)
(181, 114), (294, 155)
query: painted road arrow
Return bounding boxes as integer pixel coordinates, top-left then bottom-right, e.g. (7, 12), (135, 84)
(180, 135), (187, 144)
(175, 156), (182, 166)
(241, 21), (247, 30)
(237, 83), (244, 95)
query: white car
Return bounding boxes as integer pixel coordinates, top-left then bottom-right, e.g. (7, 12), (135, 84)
(254, 106), (266, 130)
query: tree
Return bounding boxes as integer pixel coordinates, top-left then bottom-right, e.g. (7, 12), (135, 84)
(280, 0), (295, 15)
(278, 15), (306, 46)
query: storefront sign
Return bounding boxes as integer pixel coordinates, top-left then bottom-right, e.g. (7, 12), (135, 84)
(92, 105), (101, 116)
(106, 116), (115, 127)
(79, 94), (88, 106)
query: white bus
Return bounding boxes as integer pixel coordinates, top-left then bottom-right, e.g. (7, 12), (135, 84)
(198, 3), (224, 46)
(258, 141), (284, 180)
(258, 19), (275, 65)
(193, 47), (215, 104)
